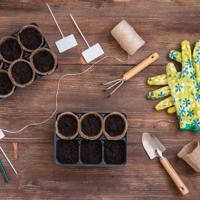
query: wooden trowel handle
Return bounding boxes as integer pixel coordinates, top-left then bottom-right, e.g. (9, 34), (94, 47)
(123, 52), (159, 81)
(160, 157), (189, 195)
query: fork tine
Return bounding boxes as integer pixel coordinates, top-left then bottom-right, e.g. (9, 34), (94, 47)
(105, 79), (122, 90)
(108, 80), (125, 96)
(103, 78), (122, 86)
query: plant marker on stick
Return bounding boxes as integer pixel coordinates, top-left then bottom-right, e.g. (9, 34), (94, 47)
(46, 3), (78, 53)
(69, 14), (104, 63)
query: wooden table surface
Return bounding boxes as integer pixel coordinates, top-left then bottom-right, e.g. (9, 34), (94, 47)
(0, 0), (200, 199)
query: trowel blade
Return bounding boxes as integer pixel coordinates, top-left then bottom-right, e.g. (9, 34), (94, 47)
(142, 132), (166, 160)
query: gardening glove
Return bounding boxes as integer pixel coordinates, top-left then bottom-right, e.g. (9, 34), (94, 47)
(167, 40), (200, 131)
(147, 50), (182, 113)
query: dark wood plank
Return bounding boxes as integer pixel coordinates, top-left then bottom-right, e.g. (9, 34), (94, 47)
(0, 0), (200, 199)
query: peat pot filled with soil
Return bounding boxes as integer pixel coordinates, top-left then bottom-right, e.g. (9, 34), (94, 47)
(103, 112), (128, 140)
(80, 112), (103, 140)
(0, 70), (15, 98)
(80, 140), (102, 164)
(18, 25), (44, 52)
(30, 48), (57, 76)
(0, 36), (23, 63)
(56, 112), (79, 140)
(8, 59), (35, 88)
(104, 140), (126, 165)
(56, 139), (79, 164)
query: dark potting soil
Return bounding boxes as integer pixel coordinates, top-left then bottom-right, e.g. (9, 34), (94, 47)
(11, 61), (33, 85)
(58, 114), (78, 137)
(0, 38), (22, 62)
(104, 140), (126, 164)
(81, 140), (102, 164)
(0, 72), (13, 95)
(19, 27), (43, 50)
(105, 114), (126, 137)
(33, 50), (55, 73)
(81, 114), (102, 137)
(56, 140), (78, 164)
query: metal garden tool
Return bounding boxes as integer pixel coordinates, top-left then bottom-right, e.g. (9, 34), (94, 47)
(103, 53), (159, 97)
(142, 132), (189, 195)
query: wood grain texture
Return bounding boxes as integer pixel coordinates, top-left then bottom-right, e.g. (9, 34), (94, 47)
(0, 0), (200, 199)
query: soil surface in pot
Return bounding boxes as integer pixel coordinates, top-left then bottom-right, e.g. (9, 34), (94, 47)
(19, 27), (43, 50)
(104, 140), (126, 164)
(81, 140), (102, 164)
(11, 61), (33, 85)
(105, 114), (126, 137)
(0, 38), (22, 62)
(33, 50), (55, 73)
(58, 114), (78, 137)
(81, 114), (102, 137)
(56, 140), (78, 164)
(0, 72), (13, 95)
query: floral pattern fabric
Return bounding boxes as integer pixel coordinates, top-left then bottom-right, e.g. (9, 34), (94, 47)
(167, 40), (200, 132)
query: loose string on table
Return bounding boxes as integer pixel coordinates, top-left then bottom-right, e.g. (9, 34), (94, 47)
(1, 55), (129, 135)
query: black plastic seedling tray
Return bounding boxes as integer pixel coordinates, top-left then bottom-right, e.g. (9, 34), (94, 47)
(0, 23), (57, 98)
(54, 112), (128, 167)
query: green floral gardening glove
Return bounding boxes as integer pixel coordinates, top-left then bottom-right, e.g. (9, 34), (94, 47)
(167, 40), (200, 131)
(147, 50), (182, 113)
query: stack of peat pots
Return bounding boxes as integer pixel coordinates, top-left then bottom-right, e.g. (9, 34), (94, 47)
(55, 112), (128, 166)
(0, 24), (57, 98)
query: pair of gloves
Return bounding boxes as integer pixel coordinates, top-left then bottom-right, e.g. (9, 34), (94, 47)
(147, 40), (200, 132)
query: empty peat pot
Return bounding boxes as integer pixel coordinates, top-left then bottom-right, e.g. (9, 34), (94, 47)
(80, 112), (103, 140)
(104, 140), (126, 164)
(30, 48), (57, 75)
(0, 36), (23, 63)
(103, 112), (128, 140)
(8, 59), (35, 88)
(56, 112), (79, 140)
(0, 70), (15, 98)
(18, 25), (44, 52)
(81, 140), (102, 164)
(56, 139), (79, 164)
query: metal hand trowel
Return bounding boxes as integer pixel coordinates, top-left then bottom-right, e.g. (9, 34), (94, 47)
(142, 132), (189, 195)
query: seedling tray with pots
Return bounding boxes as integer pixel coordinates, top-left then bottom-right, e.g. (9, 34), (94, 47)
(54, 112), (128, 167)
(0, 23), (57, 98)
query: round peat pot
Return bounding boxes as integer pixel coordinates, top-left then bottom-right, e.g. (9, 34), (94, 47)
(0, 70), (15, 98)
(0, 36), (23, 63)
(18, 25), (44, 52)
(8, 59), (35, 88)
(80, 112), (103, 140)
(30, 48), (57, 75)
(103, 112), (128, 140)
(56, 112), (79, 140)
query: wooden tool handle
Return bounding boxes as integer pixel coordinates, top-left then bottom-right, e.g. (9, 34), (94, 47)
(123, 52), (159, 81)
(160, 157), (189, 195)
